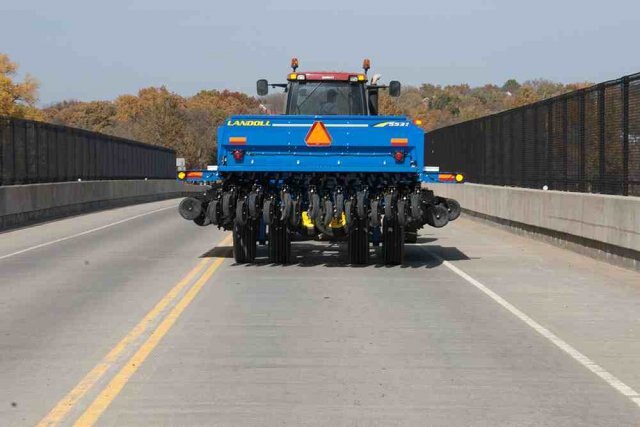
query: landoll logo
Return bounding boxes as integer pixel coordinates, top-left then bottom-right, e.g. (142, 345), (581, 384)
(226, 120), (271, 127)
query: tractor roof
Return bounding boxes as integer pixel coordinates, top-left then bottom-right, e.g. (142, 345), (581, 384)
(288, 71), (367, 82)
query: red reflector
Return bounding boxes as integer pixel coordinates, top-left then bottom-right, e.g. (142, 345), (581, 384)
(394, 151), (405, 162)
(438, 173), (455, 182)
(186, 171), (202, 178)
(232, 149), (244, 161)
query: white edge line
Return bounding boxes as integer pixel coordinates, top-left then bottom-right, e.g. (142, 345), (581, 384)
(0, 205), (174, 261)
(424, 249), (640, 409)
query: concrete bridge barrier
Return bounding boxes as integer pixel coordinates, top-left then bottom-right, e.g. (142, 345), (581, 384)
(0, 180), (204, 230)
(432, 183), (640, 270)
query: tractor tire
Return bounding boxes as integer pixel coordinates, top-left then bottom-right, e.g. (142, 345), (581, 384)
(382, 216), (404, 265)
(347, 217), (369, 265)
(268, 219), (291, 264)
(233, 219), (258, 263)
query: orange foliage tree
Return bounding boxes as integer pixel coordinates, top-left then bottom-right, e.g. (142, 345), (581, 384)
(0, 53), (42, 120)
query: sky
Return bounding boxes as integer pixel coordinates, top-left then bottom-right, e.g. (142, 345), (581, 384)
(2, 0), (640, 105)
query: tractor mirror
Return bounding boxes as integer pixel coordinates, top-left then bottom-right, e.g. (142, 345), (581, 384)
(389, 81), (401, 97)
(257, 79), (269, 96)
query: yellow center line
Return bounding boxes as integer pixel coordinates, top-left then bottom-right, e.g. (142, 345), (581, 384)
(37, 233), (231, 427)
(74, 251), (229, 426)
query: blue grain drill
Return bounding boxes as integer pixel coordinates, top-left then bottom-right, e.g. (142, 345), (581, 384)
(179, 58), (462, 265)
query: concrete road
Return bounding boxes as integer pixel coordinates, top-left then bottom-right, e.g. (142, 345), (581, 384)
(1, 199), (640, 426)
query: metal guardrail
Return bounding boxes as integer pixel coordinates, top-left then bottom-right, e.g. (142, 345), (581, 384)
(425, 72), (640, 196)
(0, 116), (176, 186)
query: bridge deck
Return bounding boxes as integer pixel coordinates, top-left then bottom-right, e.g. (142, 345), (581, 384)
(1, 200), (639, 426)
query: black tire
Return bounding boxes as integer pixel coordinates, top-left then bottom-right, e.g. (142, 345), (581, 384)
(268, 219), (291, 264)
(263, 198), (273, 225)
(445, 198), (461, 221)
(248, 192), (261, 220)
(235, 198), (247, 226)
(322, 199), (333, 226)
(222, 192), (235, 223)
(347, 217), (369, 265)
(193, 214), (210, 227)
(178, 197), (202, 220)
(410, 193), (422, 224)
(382, 217), (404, 265)
(370, 199), (381, 228)
(384, 194), (395, 221)
(356, 191), (367, 220)
(426, 204), (449, 228)
(344, 199), (354, 229)
(397, 199), (407, 227)
(233, 219), (258, 263)
(281, 192), (292, 222)
(290, 198), (302, 228)
(308, 193), (320, 222)
(207, 199), (220, 225)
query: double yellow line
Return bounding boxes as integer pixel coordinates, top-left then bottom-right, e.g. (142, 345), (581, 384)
(38, 234), (232, 427)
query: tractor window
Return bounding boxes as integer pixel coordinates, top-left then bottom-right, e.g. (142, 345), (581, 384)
(286, 81), (367, 115)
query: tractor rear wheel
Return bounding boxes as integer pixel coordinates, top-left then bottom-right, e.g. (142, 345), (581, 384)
(347, 217), (369, 265)
(268, 219), (292, 264)
(382, 216), (404, 265)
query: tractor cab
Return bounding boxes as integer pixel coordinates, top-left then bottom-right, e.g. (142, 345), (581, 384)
(256, 58), (401, 116)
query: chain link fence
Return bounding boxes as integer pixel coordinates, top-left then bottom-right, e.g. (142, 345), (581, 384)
(425, 72), (640, 196)
(0, 116), (176, 186)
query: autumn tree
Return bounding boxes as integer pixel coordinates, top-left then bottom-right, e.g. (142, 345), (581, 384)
(0, 53), (42, 120)
(43, 100), (116, 132)
(114, 86), (187, 152)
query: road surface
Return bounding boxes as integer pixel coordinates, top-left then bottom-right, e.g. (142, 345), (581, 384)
(1, 198), (639, 426)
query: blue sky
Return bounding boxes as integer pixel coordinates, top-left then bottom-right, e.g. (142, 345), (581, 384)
(2, 0), (640, 105)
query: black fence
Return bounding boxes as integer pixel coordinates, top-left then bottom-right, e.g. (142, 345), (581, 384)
(0, 116), (176, 186)
(425, 72), (640, 196)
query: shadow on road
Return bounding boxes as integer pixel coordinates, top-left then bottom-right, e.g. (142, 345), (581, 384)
(200, 246), (233, 258)
(200, 238), (474, 269)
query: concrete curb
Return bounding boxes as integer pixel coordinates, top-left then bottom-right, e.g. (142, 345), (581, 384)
(430, 183), (640, 271)
(0, 180), (206, 231)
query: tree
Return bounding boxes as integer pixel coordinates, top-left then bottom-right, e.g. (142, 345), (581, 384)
(43, 100), (116, 132)
(0, 53), (42, 120)
(114, 86), (187, 153)
(501, 79), (521, 94)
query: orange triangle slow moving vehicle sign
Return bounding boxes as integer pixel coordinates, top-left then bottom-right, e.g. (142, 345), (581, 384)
(305, 121), (332, 146)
